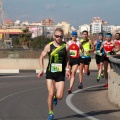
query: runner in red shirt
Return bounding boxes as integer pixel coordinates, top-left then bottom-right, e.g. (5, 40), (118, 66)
(114, 33), (120, 54)
(67, 31), (81, 94)
(100, 33), (115, 87)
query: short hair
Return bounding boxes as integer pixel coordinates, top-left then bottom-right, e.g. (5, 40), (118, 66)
(115, 33), (120, 36)
(54, 28), (64, 35)
(82, 30), (88, 34)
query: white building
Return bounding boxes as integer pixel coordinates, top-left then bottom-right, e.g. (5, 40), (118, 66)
(79, 24), (90, 34)
(90, 17), (113, 34)
(90, 17), (103, 34)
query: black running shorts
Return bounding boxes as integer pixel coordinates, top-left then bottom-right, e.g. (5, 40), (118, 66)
(46, 71), (65, 82)
(69, 57), (80, 67)
(95, 55), (104, 64)
(104, 56), (111, 63)
(79, 57), (91, 65)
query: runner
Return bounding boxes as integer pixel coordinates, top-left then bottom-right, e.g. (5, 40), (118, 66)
(78, 30), (95, 89)
(37, 28), (70, 120)
(114, 33), (120, 54)
(94, 33), (104, 82)
(67, 31), (81, 94)
(100, 33), (115, 87)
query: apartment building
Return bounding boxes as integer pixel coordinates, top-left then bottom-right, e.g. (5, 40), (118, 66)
(79, 24), (90, 35)
(57, 21), (71, 35)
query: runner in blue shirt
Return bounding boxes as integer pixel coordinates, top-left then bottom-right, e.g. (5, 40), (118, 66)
(94, 33), (104, 82)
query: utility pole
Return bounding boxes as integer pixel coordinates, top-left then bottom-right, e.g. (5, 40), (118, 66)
(0, 0), (5, 26)
(0, 0), (6, 40)
(0, 0), (11, 48)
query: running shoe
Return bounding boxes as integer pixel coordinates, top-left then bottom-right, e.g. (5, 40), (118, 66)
(103, 83), (108, 87)
(53, 92), (57, 106)
(101, 73), (104, 78)
(47, 114), (54, 120)
(68, 88), (72, 94)
(97, 76), (100, 82)
(78, 83), (83, 89)
(86, 71), (90, 76)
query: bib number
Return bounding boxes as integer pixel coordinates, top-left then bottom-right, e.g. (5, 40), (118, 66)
(70, 50), (77, 57)
(51, 63), (62, 72)
(96, 50), (102, 56)
(106, 52), (111, 57)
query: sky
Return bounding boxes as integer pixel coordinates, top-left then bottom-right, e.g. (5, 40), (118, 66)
(2, 0), (120, 29)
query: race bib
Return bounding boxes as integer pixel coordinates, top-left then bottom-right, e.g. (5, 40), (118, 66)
(51, 63), (62, 72)
(70, 50), (77, 57)
(96, 50), (102, 56)
(106, 52), (111, 57)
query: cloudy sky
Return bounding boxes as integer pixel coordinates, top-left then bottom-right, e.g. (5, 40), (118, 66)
(2, 0), (120, 29)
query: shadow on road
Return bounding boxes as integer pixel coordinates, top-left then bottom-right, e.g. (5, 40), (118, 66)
(54, 109), (120, 120)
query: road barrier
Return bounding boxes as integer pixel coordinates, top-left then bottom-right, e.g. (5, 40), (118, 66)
(108, 55), (120, 107)
(109, 55), (120, 74)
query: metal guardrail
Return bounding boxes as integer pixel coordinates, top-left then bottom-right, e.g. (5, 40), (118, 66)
(109, 55), (120, 74)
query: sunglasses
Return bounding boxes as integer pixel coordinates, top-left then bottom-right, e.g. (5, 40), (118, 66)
(54, 35), (63, 39)
(72, 35), (77, 37)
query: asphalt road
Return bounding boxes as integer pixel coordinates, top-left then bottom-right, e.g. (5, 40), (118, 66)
(0, 71), (120, 120)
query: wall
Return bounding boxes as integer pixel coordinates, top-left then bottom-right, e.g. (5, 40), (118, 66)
(108, 69), (120, 107)
(0, 58), (97, 70)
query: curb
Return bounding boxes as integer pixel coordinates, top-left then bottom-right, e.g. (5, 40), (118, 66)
(0, 69), (98, 74)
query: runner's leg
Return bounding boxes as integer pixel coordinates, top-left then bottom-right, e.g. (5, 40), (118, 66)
(55, 81), (65, 100)
(68, 64), (78, 93)
(46, 79), (55, 112)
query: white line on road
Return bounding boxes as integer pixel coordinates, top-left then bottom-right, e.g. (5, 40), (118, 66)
(0, 75), (37, 78)
(66, 84), (104, 120)
(0, 86), (46, 102)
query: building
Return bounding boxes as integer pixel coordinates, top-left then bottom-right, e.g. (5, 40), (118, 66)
(5, 19), (14, 26)
(0, 29), (22, 39)
(57, 21), (71, 35)
(40, 18), (54, 26)
(79, 24), (90, 35)
(90, 17), (103, 34)
(90, 17), (111, 34)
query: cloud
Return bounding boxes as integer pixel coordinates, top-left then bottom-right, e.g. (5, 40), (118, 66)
(45, 3), (55, 10)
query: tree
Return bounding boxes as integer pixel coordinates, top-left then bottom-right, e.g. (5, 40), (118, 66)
(31, 36), (53, 49)
(12, 36), (20, 48)
(19, 28), (32, 49)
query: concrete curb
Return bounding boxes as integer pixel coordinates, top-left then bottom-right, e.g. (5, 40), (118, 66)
(0, 69), (98, 74)
(0, 69), (19, 73)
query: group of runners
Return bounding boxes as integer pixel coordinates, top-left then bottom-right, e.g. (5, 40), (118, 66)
(37, 27), (120, 120)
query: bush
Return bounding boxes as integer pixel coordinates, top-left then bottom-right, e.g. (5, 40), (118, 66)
(31, 36), (53, 49)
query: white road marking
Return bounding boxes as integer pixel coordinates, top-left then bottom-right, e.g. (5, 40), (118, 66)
(0, 75), (37, 78)
(66, 84), (104, 120)
(0, 86), (46, 102)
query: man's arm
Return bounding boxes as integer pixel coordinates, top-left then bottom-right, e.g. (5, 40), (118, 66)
(93, 40), (97, 54)
(79, 41), (84, 53)
(89, 39), (95, 52)
(39, 44), (50, 70)
(100, 42), (104, 51)
(65, 44), (71, 79)
(112, 40), (120, 52)
(66, 43), (70, 70)
(38, 44), (50, 78)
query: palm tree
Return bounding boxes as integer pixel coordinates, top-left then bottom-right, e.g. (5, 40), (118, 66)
(19, 28), (32, 49)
